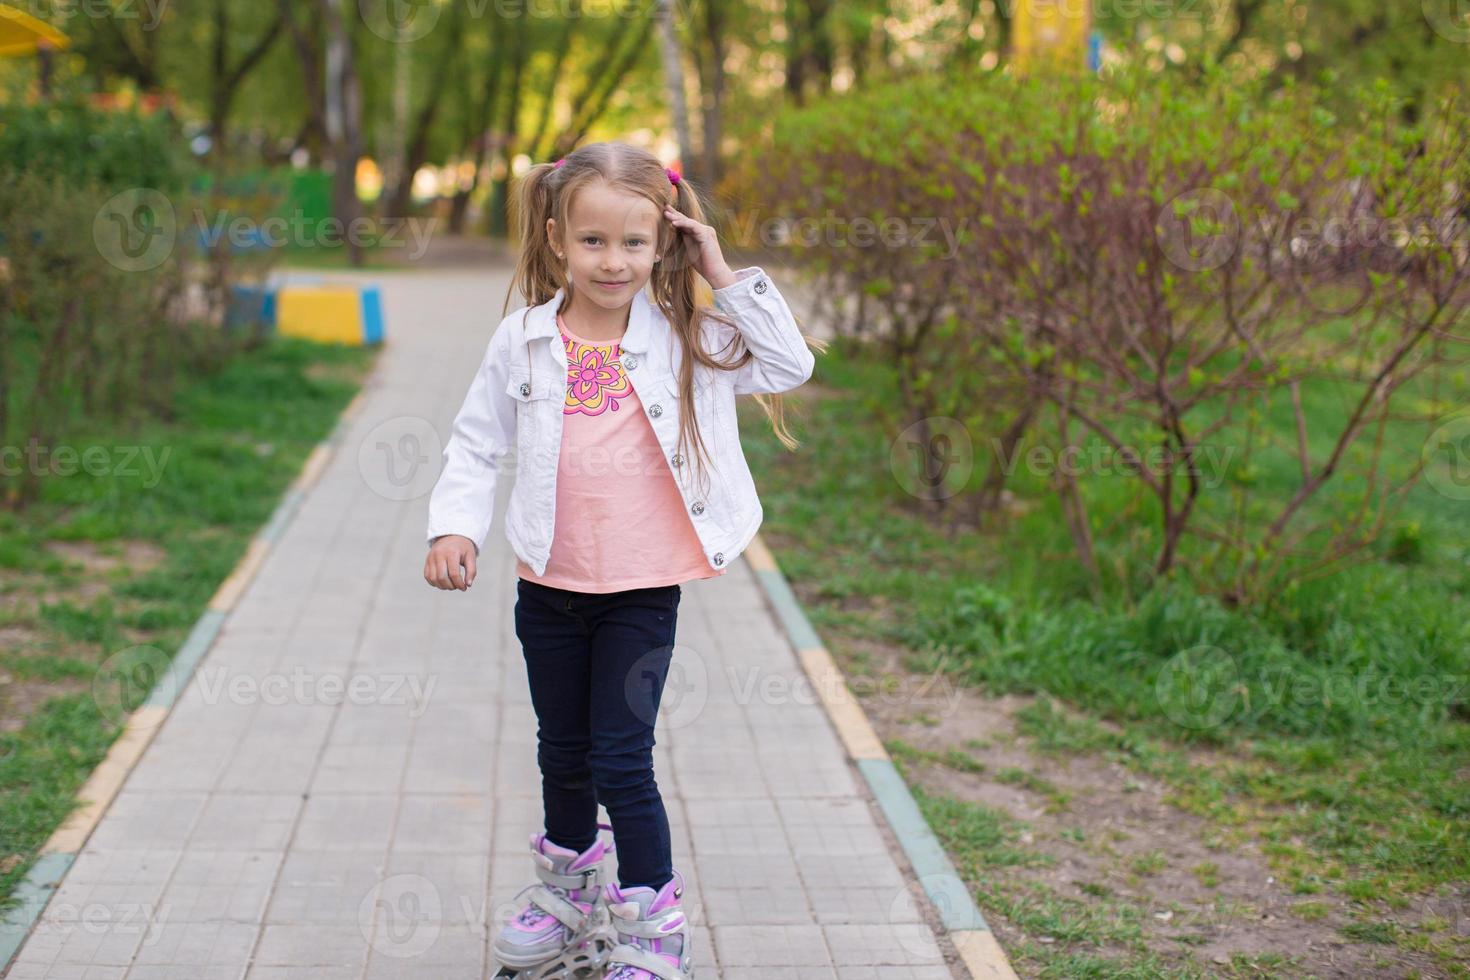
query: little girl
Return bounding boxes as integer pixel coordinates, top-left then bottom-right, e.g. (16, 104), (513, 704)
(423, 142), (822, 979)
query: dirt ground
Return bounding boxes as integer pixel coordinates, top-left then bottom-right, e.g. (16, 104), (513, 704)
(819, 628), (1468, 979)
(0, 540), (167, 735)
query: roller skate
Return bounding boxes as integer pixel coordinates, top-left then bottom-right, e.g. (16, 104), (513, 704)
(600, 868), (695, 979)
(491, 821), (619, 978)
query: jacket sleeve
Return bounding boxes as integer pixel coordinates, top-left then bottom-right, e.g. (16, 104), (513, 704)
(707, 266), (816, 395)
(424, 318), (518, 556)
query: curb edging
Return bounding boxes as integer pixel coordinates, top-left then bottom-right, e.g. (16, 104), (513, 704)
(0, 387), (371, 976)
(742, 534), (1019, 980)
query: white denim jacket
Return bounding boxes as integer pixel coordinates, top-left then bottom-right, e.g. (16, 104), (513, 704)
(425, 267), (814, 576)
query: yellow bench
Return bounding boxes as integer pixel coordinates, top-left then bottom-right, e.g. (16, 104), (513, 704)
(274, 283), (384, 345)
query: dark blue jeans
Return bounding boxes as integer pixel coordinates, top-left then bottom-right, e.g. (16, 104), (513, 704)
(513, 576), (681, 891)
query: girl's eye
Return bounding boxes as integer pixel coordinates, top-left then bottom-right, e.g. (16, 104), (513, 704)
(582, 237), (601, 246)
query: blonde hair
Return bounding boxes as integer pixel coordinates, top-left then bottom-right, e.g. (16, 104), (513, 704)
(504, 141), (825, 505)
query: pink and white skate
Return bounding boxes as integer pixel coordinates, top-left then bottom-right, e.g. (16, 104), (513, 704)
(492, 823), (618, 978)
(600, 869), (695, 980)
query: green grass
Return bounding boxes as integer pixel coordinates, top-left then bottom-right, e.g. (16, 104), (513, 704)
(0, 334), (375, 916)
(740, 334), (1470, 967)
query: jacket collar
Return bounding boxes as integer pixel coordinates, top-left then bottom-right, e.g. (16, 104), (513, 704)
(523, 283), (654, 354)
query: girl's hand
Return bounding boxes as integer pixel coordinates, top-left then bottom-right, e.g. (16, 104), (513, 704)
(663, 206), (737, 290)
(425, 534), (477, 591)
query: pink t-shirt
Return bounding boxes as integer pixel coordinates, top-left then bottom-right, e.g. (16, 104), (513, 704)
(514, 311), (726, 593)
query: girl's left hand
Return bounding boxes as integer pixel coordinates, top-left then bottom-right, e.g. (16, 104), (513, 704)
(663, 206), (736, 290)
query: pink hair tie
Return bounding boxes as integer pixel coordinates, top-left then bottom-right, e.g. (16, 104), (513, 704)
(665, 166), (681, 186)
(553, 158), (565, 169)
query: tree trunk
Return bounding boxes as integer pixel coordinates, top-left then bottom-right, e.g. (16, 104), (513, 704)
(807, 0), (834, 87)
(448, 20), (506, 235)
(784, 0), (805, 103)
(483, 14), (527, 239)
(523, 4), (578, 165)
(977, 397), (1038, 513)
(208, 0), (284, 167)
(657, 0), (693, 173)
(700, 0), (728, 191)
(278, 0), (328, 165)
(387, 4), (466, 218)
(323, 0), (364, 266)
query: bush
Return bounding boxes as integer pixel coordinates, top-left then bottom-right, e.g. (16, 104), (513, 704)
(0, 97), (192, 195)
(0, 103), (277, 509)
(732, 61), (1470, 604)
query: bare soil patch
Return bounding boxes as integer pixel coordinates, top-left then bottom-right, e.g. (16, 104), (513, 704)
(823, 628), (1464, 978)
(1, 539), (168, 736)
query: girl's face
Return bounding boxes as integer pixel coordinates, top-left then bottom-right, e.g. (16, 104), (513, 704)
(547, 181), (664, 310)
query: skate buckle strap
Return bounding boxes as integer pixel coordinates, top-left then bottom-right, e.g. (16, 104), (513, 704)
(535, 862), (603, 891)
(524, 883), (591, 931)
(609, 910), (682, 940)
(606, 941), (694, 980)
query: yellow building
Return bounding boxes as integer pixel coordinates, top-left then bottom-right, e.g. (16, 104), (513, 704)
(1011, 0), (1092, 73)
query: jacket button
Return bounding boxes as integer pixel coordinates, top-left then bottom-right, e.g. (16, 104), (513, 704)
(519, 382), (530, 397)
(754, 278), (767, 294)
(713, 552), (725, 566)
(649, 404), (663, 418)
(624, 354), (638, 369)
(671, 453), (684, 467)
(691, 501), (704, 516)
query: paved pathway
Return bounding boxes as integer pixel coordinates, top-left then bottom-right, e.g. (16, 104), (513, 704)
(5, 261), (959, 979)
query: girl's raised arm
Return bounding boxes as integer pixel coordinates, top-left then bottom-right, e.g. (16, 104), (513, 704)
(707, 267), (816, 395)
